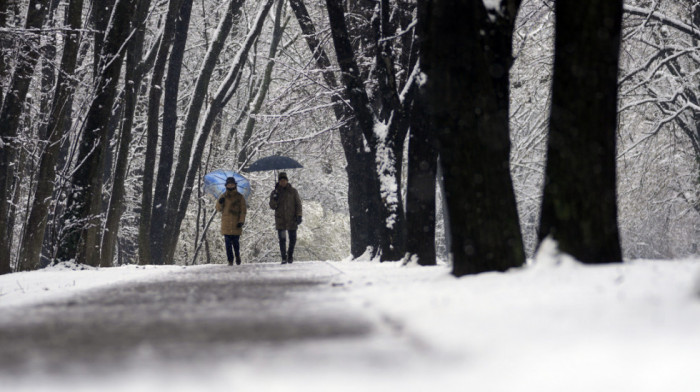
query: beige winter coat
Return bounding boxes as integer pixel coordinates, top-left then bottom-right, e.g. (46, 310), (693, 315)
(216, 189), (246, 235)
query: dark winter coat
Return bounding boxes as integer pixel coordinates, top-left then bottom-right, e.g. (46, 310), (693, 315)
(216, 188), (247, 235)
(269, 183), (302, 230)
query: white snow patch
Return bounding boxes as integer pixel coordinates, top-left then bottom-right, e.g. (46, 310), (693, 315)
(373, 117), (399, 229)
(482, 0), (502, 22)
(0, 262), (184, 308)
(532, 236), (582, 270)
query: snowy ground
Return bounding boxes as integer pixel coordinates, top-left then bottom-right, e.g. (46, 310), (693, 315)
(1, 252), (699, 392)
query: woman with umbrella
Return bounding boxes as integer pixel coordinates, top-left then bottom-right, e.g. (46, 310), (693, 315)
(216, 177), (247, 265)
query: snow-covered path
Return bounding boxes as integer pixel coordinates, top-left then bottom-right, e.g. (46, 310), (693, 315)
(0, 262), (438, 391)
(2, 258), (700, 391)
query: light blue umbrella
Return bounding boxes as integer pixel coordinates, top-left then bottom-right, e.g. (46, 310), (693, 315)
(203, 170), (251, 201)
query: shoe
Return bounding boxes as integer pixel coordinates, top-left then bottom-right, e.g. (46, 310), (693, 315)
(287, 255), (293, 264)
(235, 257), (241, 265)
(228, 260), (233, 266)
(281, 259), (288, 265)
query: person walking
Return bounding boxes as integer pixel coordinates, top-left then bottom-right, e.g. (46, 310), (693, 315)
(217, 177), (246, 265)
(269, 172), (302, 264)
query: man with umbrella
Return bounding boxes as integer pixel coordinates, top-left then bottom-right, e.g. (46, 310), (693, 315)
(269, 172), (302, 264)
(217, 177), (247, 265)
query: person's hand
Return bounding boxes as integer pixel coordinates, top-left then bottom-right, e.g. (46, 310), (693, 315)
(296, 216), (302, 225)
(237, 222), (244, 228)
(271, 190), (278, 200)
(218, 197), (225, 205)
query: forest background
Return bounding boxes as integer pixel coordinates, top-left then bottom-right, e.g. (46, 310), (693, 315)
(0, 0), (697, 273)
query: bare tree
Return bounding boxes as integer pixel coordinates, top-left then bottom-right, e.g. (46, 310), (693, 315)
(100, 0), (157, 267)
(150, 0), (195, 266)
(17, 0), (85, 271)
(57, 0), (137, 266)
(0, 0), (51, 273)
(325, 0), (420, 261)
(288, 0), (378, 258)
(163, 0), (276, 263)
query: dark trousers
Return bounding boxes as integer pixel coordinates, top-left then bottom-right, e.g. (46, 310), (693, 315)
(224, 235), (241, 263)
(277, 230), (297, 260)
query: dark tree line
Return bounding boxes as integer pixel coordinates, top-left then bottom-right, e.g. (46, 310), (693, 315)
(3, 0), (677, 276)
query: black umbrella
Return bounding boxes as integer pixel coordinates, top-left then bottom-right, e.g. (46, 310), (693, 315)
(242, 155), (303, 172)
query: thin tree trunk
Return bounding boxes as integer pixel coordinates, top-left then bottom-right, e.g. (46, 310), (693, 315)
(538, 0), (623, 263)
(405, 88), (437, 266)
(150, 0), (194, 264)
(405, 0), (436, 266)
(17, 0), (84, 271)
(0, 0), (51, 273)
(100, 0), (153, 267)
(421, 0), (525, 276)
(57, 0), (135, 266)
(237, 0), (286, 166)
(138, 0), (186, 265)
(165, 0), (275, 263)
(37, 0), (62, 140)
(0, 0), (13, 107)
(159, 0), (246, 264)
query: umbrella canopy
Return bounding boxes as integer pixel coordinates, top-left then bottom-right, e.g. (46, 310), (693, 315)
(242, 155), (303, 172)
(203, 170), (251, 201)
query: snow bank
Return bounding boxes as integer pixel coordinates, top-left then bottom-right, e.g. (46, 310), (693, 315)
(328, 257), (700, 391)
(0, 262), (184, 308)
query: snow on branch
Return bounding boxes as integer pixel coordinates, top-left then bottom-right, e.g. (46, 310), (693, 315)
(624, 5), (700, 41)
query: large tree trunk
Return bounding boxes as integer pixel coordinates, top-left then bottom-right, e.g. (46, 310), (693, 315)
(100, 0), (154, 267)
(150, 0), (194, 265)
(421, 0), (525, 276)
(158, 0), (246, 263)
(17, 0), (85, 271)
(164, 0), (275, 263)
(288, 0), (376, 257)
(57, 0), (135, 266)
(0, 0), (51, 274)
(538, 0), (623, 263)
(326, 0), (406, 261)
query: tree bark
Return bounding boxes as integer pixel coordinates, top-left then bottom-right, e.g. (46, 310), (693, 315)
(137, 0), (186, 265)
(57, 0), (135, 266)
(421, 0), (525, 276)
(159, 0), (246, 263)
(326, 0), (418, 261)
(538, 0), (624, 263)
(150, 0), (194, 265)
(0, 0), (51, 274)
(405, 1), (437, 266)
(288, 0), (376, 257)
(100, 0), (154, 267)
(164, 0), (275, 263)
(0, 0), (13, 107)
(237, 0), (287, 167)
(17, 0), (85, 271)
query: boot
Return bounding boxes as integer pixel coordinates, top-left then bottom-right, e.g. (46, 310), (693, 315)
(287, 250), (293, 264)
(235, 256), (241, 265)
(279, 238), (287, 264)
